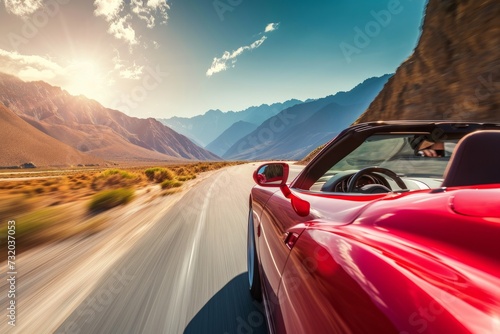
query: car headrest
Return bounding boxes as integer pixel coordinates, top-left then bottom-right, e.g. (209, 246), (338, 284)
(442, 130), (500, 188)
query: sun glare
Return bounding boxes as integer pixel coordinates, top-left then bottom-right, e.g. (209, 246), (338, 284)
(65, 59), (107, 100)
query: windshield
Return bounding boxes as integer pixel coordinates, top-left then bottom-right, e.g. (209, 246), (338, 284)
(329, 134), (456, 178)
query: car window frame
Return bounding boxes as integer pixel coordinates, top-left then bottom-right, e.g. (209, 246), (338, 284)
(291, 122), (500, 191)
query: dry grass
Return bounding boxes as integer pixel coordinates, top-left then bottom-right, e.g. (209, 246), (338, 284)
(0, 203), (108, 253)
(91, 169), (145, 190)
(160, 180), (183, 189)
(145, 167), (175, 183)
(88, 188), (135, 213)
(0, 161), (243, 254)
(177, 175), (196, 181)
(0, 194), (37, 223)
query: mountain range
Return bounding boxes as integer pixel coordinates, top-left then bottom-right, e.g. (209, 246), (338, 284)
(0, 71), (394, 167)
(223, 74), (392, 160)
(205, 121), (258, 157)
(0, 73), (218, 166)
(158, 99), (302, 147)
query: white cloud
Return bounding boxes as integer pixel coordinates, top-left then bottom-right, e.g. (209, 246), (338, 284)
(93, 0), (169, 48)
(265, 22), (279, 33)
(206, 36), (267, 77)
(107, 14), (138, 46)
(250, 37), (266, 49)
(119, 65), (143, 79)
(206, 22), (279, 77)
(3, 0), (43, 17)
(112, 51), (144, 79)
(0, 49), (63, 81)
(131, 0), (170, 28)
(94, 1), (138, 47)
(0, 49), (112, 101)
(94, 0), (124, 22)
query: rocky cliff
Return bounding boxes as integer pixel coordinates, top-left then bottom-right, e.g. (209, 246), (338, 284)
(356, 0), (500, 123)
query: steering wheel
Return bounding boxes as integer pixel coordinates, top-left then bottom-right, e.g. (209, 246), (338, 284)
(347, 167), (408, 193)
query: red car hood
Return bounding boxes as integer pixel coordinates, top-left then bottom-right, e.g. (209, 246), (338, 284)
(352, 186), (500, 262)
(451, 189), (500, 218)
(302, 187), (500, 333)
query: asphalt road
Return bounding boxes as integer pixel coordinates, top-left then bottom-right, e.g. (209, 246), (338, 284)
(1, 163), (303, 334)
(53, 163), (303, 334)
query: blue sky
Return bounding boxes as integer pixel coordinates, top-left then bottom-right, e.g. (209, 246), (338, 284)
(0, 0), (426, 118)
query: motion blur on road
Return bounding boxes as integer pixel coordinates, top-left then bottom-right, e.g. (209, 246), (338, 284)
(0, 163), (303, 334)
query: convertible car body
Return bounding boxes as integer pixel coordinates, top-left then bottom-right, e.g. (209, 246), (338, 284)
(247, 121), (500, 334)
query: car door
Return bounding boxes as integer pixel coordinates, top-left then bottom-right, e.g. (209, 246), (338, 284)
(256, 183), (378, 331)
(255, 188), (311, 331)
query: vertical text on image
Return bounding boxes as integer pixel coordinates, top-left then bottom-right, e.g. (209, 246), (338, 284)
(6, 219), (17, 327)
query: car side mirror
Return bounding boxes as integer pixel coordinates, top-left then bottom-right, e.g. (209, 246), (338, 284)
(253, 163), (289, 187)
(253, 163), (310, 217)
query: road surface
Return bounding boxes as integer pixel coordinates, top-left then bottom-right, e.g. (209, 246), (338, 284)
(1, 163), (303, 334)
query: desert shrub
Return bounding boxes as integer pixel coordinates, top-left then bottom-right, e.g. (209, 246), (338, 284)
(100, 169), (135, 179)
(88, 188), (135, 212)
(0, 195), (35, 222)
(160, 180), (183, 189)
(145, 167), (175, 183)
(0, 204), (111, 253)
(183, 166), (196, 175)
(194, 164), (210, 173)
(0, 207), (65, 238)
(70, 181), (86, 190)
(144, 168), (156, 180)
(210, 162), (224, 170)
(91, 169), (143, 190)
(42, 180), (56, 187)
(175, 167), (185, 175)
(177, 175), (196, 182)
(0, 182), (15, 190)
(76, 173), (90, 180)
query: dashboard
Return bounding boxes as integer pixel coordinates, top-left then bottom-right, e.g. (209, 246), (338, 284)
(316, 170), (443, 193)
(330, 173), (389, 192)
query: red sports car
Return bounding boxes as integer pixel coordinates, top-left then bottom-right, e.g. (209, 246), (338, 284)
(247, 121), (500, 334)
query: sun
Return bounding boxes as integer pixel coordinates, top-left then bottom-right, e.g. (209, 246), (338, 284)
(64, 59), (108, 100)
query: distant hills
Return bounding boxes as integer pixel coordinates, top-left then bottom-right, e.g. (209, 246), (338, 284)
(158, 100), (302, 147)
(223, 74), (392, 160)
(356, 0), (500, 123)
(0, 73), (218, 166)
(205, 121), (258, 157)
(158, 75), (391, 161)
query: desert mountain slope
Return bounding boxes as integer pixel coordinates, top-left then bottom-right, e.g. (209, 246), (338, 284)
(0, 73), (218, 161)
(0, 103), (104, 167)
(356, 0), (500, 123)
